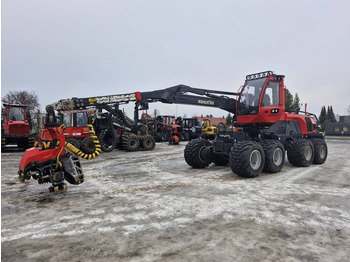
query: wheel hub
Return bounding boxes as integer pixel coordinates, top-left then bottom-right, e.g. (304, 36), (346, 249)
(273, 148), (283, 166)
(250, 150), (262, 170)
(305, 145), (313, 161)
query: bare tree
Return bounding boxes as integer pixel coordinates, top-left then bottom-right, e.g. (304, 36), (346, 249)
(347, 105), (350, 115)
(2, 90), (40, 112)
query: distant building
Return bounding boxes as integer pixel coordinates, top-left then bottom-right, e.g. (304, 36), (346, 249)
(194, 115), (227, 126)
(325, 116), (350, 136)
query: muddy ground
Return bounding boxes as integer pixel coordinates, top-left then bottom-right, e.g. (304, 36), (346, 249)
(1, 139), (350, 262)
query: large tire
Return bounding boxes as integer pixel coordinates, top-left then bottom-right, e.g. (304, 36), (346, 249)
(312, 138), (328, 164)
(229, 141), (265, 178)
(123, 135), (140, 151)
(141, 136), (156, 151)
(287, 139), (314, 167)
(99, 130), (116, 152)
(154, 132), (162, 142)
(80, 137), (96, 154)
(184, 138), (212, 168)
(162, 132), (170, 142)
(212, 154), (229, 166)
(66, 138), (80, 149)
(262, 140), (285, 173)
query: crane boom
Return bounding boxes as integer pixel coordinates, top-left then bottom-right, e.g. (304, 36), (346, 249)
(47, 84), (238, 114)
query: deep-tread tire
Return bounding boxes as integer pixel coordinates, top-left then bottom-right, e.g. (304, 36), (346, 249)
(66, 138), (80, 149)
(154, 133), (162, 142)
(312, 138), (328, 164)
(184, 138), (212, 168)
(287, 139), (314, 167)
(229, 141), (265, 178)
(141, 136), (156, 151)
(80, 137), (96, 154)
(212, 154), (229, 166)
(99, 130), (116, 152)
(123, 135), (140, 151)
(262, 140), (285, 173)
(162, 132), (170, 142)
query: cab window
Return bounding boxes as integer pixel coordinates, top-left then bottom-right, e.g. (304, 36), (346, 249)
(261, 81), (280, 107)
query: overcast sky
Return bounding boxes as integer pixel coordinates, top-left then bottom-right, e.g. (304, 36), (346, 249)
(2, 0), (350, 118)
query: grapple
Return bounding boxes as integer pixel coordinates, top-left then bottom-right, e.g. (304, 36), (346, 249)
(18, 123), (101, 193)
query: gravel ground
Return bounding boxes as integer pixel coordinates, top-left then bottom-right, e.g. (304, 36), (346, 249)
(1, 139), (350, 262)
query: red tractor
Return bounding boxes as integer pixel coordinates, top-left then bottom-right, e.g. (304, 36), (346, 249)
(1, 103), (36, 151)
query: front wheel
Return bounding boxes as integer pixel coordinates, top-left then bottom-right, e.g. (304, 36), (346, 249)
(184, 138), (212, 168)
(141, 136), (156, 151)
(229, 141), (265, 178)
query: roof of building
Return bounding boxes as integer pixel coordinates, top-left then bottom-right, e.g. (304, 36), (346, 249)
(194, 116), (227, 126)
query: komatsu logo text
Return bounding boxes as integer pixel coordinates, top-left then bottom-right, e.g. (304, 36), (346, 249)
(198, 100), (214, 106)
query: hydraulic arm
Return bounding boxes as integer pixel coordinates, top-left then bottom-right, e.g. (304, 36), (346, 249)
(48, 84), (238, 114)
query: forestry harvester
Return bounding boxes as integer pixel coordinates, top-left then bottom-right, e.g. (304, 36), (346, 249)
(18, 70), (328, 192)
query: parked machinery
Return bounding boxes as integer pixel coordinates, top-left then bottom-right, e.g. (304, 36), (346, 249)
(182, 71), (328, 177)
(92, 104), (156, 152)
(18, 105), (102, 192)
(176, 117), (201, 141)
(19, 71), (328, 192)
(1, 104), (36, 151)
(59, 109), (97, 154)
(200, 118), (217, 140)
(137, 71), (327, 177)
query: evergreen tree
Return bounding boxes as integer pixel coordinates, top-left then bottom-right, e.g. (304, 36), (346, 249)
(226, 113), (232, 125)
(319, 106), (327, 131)
(291, 93), (301, 110)
(319, 106), (326, 124)
(284, 88), (294, 110)
(326, 106), (336, 122)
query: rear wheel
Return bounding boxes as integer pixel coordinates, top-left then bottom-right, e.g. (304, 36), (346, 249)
(287, 139), (314, 167)
(141, 136), (156, 151)
(154, 132), (162, 142)
(229, 141), (265, 178)
(184, 138), (212, 168)
(262, 140), (285, 173)
(123, 135), (140, 151)
(80, 137), (96, 154)
(66, 138), (80, 149)
(312, 138), (327, 164)
(99, 130), (116, 152)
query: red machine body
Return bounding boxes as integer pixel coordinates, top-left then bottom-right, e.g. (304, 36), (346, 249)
(1, 104), (36, 150)
(236, 72), (318, 135)
(19, 126), (67, 174)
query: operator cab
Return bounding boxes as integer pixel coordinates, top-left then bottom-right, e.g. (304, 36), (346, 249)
(237, 71), (285, 125)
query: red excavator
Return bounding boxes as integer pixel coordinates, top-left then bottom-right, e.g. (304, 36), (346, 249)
(18, 71), (327, 192)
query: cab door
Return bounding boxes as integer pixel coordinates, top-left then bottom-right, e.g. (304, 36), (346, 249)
(258, 80), (284, 124)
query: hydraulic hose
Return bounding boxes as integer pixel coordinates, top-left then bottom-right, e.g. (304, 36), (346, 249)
(65, 123), (102, 160)
(35, 124), (102, 160)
